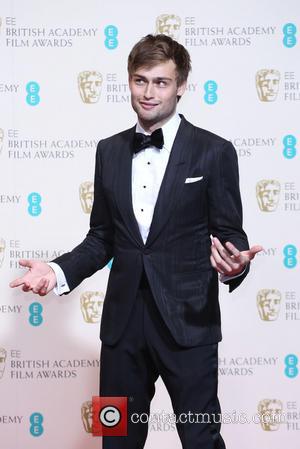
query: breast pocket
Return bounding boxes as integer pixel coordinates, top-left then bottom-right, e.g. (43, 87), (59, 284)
(179, 176), (207, 216)
(184, 176), (204, 184)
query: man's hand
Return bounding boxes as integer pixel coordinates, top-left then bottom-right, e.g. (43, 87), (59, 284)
(210, 237), (263, 277)
(9, 260), (56, 296)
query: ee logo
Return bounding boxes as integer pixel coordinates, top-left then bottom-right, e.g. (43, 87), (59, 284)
(283, 135), (297, 159)
(30, 412), (44, 436)
(283, 23), (297, 48)
(283, 244), (297, 269)
(204, 80), (218, 104)
(284, 354), (298, 378)
(29, 302), (43, 326)
(28, 192), (42, 216)
(26, 81), (40, 106)
(104, 25), (118, 49)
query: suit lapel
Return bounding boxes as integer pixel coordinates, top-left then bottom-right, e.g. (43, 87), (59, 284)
(115, 127), (145, 247)
(145, 117), (195, 247)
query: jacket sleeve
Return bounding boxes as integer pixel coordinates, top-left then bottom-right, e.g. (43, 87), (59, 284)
(207, 140), (250, 292)
(52, 141), (114, 292)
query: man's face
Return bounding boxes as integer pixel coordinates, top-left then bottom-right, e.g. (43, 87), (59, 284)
(258, 290), (281, 321)
(129, 60), (186, 131)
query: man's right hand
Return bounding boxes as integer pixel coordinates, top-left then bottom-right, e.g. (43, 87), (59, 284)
(9, 260), (57, 296)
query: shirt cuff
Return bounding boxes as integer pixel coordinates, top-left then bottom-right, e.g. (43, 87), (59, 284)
(47, 262), (70, 295)
(219, 264), (248, 283)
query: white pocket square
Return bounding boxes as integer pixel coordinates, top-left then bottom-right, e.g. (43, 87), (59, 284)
(185, 176), (203, 184)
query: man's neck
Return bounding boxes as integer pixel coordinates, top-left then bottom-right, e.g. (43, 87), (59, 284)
(137, 111), (177, 134)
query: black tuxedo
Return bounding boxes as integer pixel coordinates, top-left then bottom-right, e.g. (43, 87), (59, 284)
(54, 116), (249, 347)
(54, 116), (249, 448)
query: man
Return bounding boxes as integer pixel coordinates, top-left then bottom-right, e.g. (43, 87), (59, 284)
(10, 34), (262, 448)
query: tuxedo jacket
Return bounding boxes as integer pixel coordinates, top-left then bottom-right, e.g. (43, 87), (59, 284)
(54, 116), (249, 348)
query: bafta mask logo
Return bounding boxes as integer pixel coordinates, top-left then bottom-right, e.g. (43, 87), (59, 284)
(79, 181), (94, 214)
(80, 291), (104, 323)
(0, 238), (6, 268)
(256, 180), (281, 212)
(258, 399), (283, 431)
(0, 128), (4, 154)
(0, 347), (7, 379)
(257, 289), (281, 321)
(78, 71), (103, 104)
(81, 401), (93, 433)
(256, 69), (280, 102)
(156, 14), (181, 40)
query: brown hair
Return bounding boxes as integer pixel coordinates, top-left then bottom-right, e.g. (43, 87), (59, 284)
(128, 34), (191, 86)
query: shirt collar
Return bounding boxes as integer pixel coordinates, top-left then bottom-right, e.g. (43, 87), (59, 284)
(135, 112), (181, 153)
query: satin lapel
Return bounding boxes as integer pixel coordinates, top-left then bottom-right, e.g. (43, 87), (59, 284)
(115, 127), (144, 247)
(146, 117), (195, 247)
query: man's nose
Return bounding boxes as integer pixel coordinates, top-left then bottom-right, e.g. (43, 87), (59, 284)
(144, 83), (154, 98)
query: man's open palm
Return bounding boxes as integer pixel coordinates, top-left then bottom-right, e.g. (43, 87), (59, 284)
(9, 260), (56, 296)
(210, 237), (263, 276)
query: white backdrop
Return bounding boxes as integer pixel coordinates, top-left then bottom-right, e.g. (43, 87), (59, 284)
(0, 0), (299, 447)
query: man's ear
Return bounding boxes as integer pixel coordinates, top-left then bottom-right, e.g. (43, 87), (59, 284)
(177, 81), (187, 97)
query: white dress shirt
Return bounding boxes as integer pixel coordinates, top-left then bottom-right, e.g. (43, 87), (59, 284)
(132, 112), (181, 243)
(49, 112), (244, 294)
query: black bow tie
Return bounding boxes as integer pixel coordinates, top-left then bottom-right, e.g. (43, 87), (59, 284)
(133, 128), (164, 154)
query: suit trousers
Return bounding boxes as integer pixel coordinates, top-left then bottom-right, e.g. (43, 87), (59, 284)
(100, 273), (226, 449)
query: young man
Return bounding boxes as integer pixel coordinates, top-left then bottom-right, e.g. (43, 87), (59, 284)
(10, 35), (261, 448)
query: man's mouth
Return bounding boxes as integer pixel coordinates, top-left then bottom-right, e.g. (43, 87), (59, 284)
(139, 101), (159, 110)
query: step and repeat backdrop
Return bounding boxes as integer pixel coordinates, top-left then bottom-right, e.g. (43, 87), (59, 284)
(0, 0), (299, 448)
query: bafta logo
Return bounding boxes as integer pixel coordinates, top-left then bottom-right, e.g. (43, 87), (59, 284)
(258, 399), (283, 431)
(0, 347), (7, 379)
(80, 291), (104, 323)
(0, 238), (6, 268)
(256, 69), (280, 102)
(79, 181), (94, 214)
(156, 14), (181, 40)
(256, 180), (280, 212)
(0, 128), (4, 154)
(78, 71), (102, 104)
(81, 400), (93, 433)
(257, 289), (281, 321)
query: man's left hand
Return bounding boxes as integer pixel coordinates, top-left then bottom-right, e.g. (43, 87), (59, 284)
(210, 236), (263, 276)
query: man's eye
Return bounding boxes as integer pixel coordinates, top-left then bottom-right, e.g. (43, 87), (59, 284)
(157, 81), (167, 87)
(135, 79), (145, 85)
